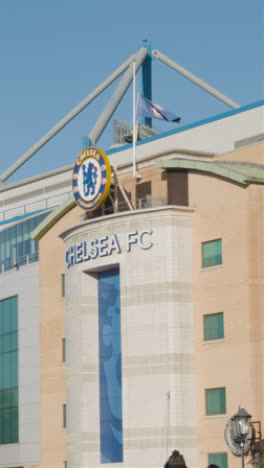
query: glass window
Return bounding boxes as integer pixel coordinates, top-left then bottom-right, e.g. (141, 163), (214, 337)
(204, 313), (224, 341)
(208, 452), (228, 468)
(62, 274), (65, 297)
(16, 223), (23, 265)
(10, 226), (17, 266)
(29, 218), (36, 262)
(62, 339), (66, 362)
(0, 231), (4, 272)
(206, 388), (226, 415)
(4, 228), (12, 271)
(63, 404), (66, 428)
(0, 296), (18, 445)
(202, 239), (222, 268)
(0, 211), (50, 272)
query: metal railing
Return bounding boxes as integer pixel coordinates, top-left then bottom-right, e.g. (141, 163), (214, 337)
(0, 190), (72, 225)
(81, 195), (167, 221)
(0, 252), (39, 274)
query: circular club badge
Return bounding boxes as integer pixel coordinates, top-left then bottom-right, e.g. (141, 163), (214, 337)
(72, 147), (111, 211)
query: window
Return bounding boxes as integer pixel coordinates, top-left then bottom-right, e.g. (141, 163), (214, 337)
(63, 404), (66, 428)
(204, 313), (224, 341)
(62, 339), (66, 362)
(62, 274), (65, 297)
(0, 212), (50, 272)
(202, 239), (222, 268)
(206, 388), (226, 415)
(208, 452), (228, 468)
(0, 296), (18, 444)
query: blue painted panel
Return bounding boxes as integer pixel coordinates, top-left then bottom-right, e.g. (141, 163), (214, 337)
(99, 333), (121, 358)
(98, 269), (123, 464)
(99, 362), (122, 399)
(100, 420), (123, 464)
(100, 397), (123, 422)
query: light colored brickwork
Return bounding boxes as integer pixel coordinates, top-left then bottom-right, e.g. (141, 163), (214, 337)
(38, 205), (82, 468)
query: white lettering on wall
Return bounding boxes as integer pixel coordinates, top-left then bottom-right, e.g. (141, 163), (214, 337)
(65, 230), (154, 268)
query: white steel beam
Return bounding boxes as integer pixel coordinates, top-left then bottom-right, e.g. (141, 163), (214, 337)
(152, 49), (240, 109)
(88, 47), (148, 144)
(0, 53), (136, 185)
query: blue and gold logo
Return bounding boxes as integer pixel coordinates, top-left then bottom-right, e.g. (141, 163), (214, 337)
(72, 146), (111, 211)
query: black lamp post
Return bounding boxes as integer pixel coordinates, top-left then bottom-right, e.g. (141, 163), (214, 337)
(231, 407), (252, 468)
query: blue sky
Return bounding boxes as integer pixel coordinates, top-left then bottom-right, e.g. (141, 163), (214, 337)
(0, 0), (263, 183)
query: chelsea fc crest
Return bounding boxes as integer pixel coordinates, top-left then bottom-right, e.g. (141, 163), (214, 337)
(72, 147), (111, 211)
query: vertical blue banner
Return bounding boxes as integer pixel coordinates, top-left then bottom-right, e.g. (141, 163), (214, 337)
(98, 269), (123, 463)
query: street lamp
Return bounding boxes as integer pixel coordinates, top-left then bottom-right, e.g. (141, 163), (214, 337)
(230, 407), (252, 468)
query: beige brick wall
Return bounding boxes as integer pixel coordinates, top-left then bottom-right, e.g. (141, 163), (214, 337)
(38, 205), (82, 468)
(37, 142), (264, 467)
(188, 143), (264, 467)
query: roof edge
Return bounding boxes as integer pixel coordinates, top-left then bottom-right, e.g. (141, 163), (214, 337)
(108, 100), (264, 155)
(155, 159), (249, 185)
(31, 195), (76, 240)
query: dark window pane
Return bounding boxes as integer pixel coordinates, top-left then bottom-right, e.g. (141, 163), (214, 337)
(0, 355), (3, 390)
(3, 353), (11, 389)
(3, 299), (11, 334)
(10, 297), (18, 332)
(0, 297), (18, 445)
(2, 389), (12, 408)
(16, 223), (23, 264)
(206, 388), (226, 415)
(63, 404), (67, 428)
(208, 452), (228, 468)
(0, 231), (4, 269)
(4, 229), (10, 259)
(202, 239), (222, 268)
(204, 313), (224, 341)
(62, 274), (65, 297)
(62, 339), (66, 362)
(2, 388), (18, 408)
(11, 332), (18, 351)
(11, 406), (18, 443)
(0, 212), (52, 271)
(3, 334), (12, 353)
(0, 412), (3, 444)
(0, 302), (2, 334)
(10, 388), (18, 407)
(10, 226), (17, 265)
(11, 351), (18, 388)
(2, 408), (12, 444)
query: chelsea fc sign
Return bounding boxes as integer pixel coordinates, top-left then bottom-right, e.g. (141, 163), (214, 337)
(72, 146), (111, 211)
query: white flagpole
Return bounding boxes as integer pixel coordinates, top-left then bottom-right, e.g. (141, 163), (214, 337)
(132, 60), (136, 177)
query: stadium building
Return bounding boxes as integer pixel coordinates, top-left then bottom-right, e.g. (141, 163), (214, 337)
(1, 40), (264, 468)
(0, 97), (264, 468)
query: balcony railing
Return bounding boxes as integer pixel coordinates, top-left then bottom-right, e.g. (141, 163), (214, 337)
(0, 190), (72, 225)
(0, 252), (39, 274)
(80, 195), (168, 221)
